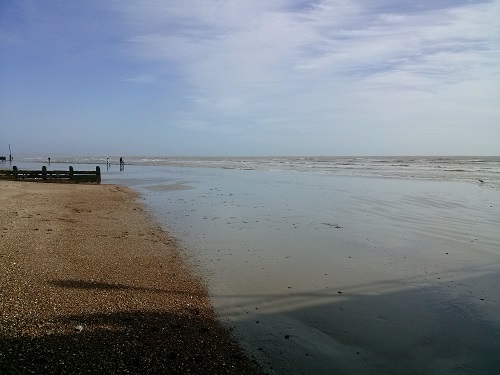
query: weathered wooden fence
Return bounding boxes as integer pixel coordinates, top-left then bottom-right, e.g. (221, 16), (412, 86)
(0, 166), (101, 183)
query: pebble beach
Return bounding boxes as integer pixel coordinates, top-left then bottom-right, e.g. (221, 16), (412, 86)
(0, 181), (263, 374)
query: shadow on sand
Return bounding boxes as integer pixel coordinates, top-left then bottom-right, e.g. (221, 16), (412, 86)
(0, 280), (263, 375)
(49, 279), (206, 297)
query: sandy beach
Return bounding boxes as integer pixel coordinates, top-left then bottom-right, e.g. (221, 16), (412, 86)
(3, 159), (500, 374)
(0, 181), (262, 374)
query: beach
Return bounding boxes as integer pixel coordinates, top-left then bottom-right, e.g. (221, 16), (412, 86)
(3, 157), (500, 374)
(0, 181), (262, 374)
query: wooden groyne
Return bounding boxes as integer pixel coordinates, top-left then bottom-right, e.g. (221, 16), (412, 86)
(0, 166), (101, 183)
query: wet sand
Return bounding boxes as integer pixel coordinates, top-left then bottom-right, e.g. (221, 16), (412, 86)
(0, 181), (263, 374)
(129, 169), (500, 374)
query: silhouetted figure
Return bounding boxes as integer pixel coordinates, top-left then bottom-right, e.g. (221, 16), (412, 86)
(120, 157), (124, 171)
(48, 157), (51, 165)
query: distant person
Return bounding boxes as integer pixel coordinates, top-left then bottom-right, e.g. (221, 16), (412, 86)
(48, 157), (51, 164)
(119, 157), (123, 165)
(106, 158), (110, 165)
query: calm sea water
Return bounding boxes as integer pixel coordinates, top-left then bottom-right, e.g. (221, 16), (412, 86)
(4, 156), (500, 373)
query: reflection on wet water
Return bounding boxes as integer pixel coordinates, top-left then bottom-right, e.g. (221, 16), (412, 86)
(103, 165), (500, 374)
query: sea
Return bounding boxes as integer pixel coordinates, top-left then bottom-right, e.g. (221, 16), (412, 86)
(3, 155), (500, 373)
(8, 155), (500, 189)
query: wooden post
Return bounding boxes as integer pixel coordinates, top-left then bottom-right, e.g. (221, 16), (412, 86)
(13, 166), (18, 179)
(96, 166), (101, 183)
(69, 166), (74, 181)
(42, 166), (47, 181)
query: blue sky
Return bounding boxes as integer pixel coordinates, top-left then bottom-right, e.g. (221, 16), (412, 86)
(1, 0), (499, 156)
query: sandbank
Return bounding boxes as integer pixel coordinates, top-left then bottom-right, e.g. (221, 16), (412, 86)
(0, 181), (262, 374)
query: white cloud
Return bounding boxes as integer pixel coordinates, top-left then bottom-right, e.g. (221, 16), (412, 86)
(114, 0), (500, 153)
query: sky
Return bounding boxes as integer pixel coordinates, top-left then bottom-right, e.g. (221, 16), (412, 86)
(1, 0), (499, 156)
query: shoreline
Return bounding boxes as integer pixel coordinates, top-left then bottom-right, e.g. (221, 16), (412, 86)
(0, 181), (263, 374)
